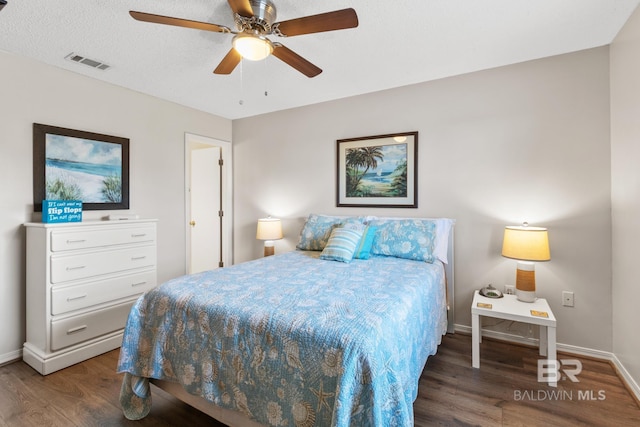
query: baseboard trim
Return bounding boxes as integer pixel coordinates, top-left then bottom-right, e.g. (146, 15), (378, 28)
(0, 349), (22, 367)
(454, 323), (640, 404)
(611, 354), (640, 406)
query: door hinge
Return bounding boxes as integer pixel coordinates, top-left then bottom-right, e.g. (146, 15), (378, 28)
(218, 261), (224, 268)
(218, 158), (224, 166)
(218, 210), (224, 217)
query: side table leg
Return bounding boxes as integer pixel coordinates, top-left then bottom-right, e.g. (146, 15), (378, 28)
(472, 313), (480, 368)
(548, 326), (557, 387)
(539, 325), (548, 357)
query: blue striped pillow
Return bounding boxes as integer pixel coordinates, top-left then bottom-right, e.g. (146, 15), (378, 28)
(354, 226), (377, 260)
(319, 227), (364, 263)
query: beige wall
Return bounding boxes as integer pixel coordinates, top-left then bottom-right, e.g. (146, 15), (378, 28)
(0, 50), (231, 362)
(233, 47), (612, 351)
(611, 7), (640, 389)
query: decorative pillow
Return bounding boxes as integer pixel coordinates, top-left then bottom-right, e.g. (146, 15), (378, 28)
(320, 226), (364, 263)
(296, 214), (364, 251)
(369, 219), (437, 262)
(353, 226), (377, 260)
(366, 216), (454, 263)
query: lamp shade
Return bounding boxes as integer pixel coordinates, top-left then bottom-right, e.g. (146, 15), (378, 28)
(256, 217), (283, 241)
(502, 224), (550, 303)
(502, 226), (550, 261)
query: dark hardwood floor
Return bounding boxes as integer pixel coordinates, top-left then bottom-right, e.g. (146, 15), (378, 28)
(1, 333), (638, 426)
(416, 334), (640, 426)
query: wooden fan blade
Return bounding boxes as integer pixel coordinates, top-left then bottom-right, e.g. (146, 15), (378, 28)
(272, 45), (322, 78)
(130, 11), (229, 33)
(214, 49), (242, 74)
(274, 8), (358, 37)
(227, 0), (253, 17)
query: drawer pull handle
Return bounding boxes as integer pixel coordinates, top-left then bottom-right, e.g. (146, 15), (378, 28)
(131, 233), (147, 238)
(66, 239), (87, 244)
(66, 265), (86, 271)
(131, 281), (147, 287)
(67, 325), (87, 335)
(67, 294), (87, 302)
(131, 256), (147, 261)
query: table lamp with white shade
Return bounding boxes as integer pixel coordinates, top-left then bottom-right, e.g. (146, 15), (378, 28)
(256, 217), (283, 257)
(501, 223), (550, 303)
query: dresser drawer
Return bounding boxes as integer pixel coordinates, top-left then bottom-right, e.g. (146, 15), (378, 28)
(51, 270), (156, 315)
(51, 225), (156, 252)
(51, 245), (156, 284)
(50, 300), (134, 351)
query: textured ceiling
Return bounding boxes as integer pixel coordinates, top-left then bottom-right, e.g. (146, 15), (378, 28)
(1, 1), (638, 120)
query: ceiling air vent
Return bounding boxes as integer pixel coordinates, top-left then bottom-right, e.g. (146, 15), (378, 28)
(64, 53), (111, 71)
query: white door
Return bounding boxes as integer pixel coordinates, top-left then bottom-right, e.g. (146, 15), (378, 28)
(185, 133), (233, 274)
(190, 146), (220, 273)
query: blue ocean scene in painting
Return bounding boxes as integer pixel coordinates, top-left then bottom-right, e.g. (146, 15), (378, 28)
(46, 158), (120, 178)
(45, 134), (122, 203)
(362, 171), (394, 182)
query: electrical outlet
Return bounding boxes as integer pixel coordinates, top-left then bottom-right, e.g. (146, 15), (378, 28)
(562, 291), (574, 307)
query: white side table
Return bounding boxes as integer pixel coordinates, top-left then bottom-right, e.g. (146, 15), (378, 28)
(471, 290), (557, 385)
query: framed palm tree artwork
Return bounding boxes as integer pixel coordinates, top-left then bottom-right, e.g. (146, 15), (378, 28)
(336, 131), (417, 207)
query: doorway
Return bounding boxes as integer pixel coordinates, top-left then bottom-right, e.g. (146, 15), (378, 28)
(185, 133), (233, 274)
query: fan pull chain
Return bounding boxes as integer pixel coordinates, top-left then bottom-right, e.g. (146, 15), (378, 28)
(239, 59), (244, 105)
(264, 57), (269, 97)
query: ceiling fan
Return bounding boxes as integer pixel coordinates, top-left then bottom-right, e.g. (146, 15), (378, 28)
(130, 0), (358, 78)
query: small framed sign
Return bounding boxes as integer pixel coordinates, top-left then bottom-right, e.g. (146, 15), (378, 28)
(42, 200), (83, 223)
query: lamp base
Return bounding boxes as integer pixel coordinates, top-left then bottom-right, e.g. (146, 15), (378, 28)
(263, 240), (275, 257)
(516, 289), (536, 303)
(515, 261), (536, 302)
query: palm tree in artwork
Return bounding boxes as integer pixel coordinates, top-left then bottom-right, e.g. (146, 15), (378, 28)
(345, 146), (384, 196)
(390, 159), (407, 197)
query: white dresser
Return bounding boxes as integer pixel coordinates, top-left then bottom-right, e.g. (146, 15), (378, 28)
(23, 219), (158, 375)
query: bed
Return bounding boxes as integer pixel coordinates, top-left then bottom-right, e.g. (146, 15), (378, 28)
(117, 215), (455, 426)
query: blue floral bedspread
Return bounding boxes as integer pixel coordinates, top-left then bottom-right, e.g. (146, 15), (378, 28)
(117, 250), (447, 426)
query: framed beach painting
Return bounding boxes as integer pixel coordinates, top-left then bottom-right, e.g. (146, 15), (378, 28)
(336, 131), (418, 208)
(33, 123), (130, 212)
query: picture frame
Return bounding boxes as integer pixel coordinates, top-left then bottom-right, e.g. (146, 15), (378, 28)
(33, 123), (130, 212)
(336, 131), (418, 208)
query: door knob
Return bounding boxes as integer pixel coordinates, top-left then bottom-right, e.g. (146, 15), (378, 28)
(189, 220), (196, 227)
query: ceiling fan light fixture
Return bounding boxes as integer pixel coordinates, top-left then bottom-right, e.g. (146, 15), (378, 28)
(232, 33), (273, 61)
